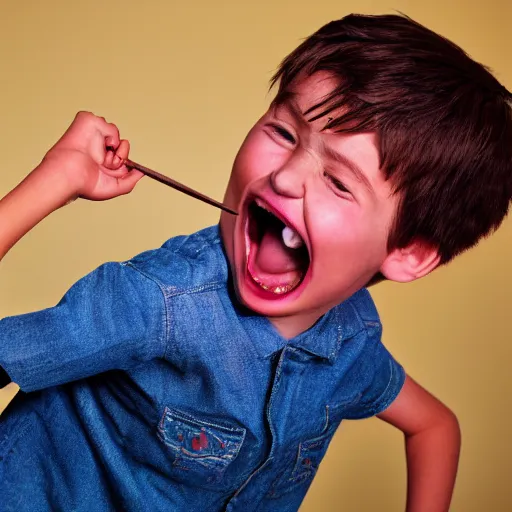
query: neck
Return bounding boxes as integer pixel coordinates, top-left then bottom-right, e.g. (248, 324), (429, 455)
(268, 310), (324, 339)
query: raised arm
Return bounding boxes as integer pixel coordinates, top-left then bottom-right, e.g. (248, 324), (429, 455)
(0, 112), (144, 403)
(377, 375), (461, 512)
(0, 111), (143, 261)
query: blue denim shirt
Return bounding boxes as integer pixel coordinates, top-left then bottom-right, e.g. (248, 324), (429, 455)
(0, 225), (405, 511)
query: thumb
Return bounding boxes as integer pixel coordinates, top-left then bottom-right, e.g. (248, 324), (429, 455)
(116, 169), (145, 195)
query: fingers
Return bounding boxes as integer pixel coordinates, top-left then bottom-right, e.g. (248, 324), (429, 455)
(113, 139), (130, 168)
(65, 111), (143, 200)
(104, 150), (115, 169)
(104, 130), (121, 151)
(103, 140), (130, 175)
(92, 116), (121, 150)
(73, 111), (120, 146)
(91, 114), (129, 171)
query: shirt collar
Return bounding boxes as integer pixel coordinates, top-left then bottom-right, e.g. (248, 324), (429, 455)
(288, 300), (366, 363)
(239, 298), (366, 363)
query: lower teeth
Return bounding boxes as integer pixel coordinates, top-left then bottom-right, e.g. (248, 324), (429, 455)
(251, 274), (300, 294)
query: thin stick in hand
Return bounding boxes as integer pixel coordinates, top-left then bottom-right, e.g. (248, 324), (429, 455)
(124, 159), (238, 216)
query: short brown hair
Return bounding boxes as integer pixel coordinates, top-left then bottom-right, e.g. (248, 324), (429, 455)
(271, 14), (512, 263)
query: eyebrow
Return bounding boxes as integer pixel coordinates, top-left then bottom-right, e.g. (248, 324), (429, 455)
(273, 96), (310, 128)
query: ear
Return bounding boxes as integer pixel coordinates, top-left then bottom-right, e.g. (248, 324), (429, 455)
(380, 240), (441, 283)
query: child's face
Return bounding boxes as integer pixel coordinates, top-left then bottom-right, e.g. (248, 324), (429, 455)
(220, 72), (399, 337)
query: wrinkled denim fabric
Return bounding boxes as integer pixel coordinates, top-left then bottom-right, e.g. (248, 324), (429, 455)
(0, 225), (405, 511)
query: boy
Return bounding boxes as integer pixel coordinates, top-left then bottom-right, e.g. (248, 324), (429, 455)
(0, 12), (510, 512)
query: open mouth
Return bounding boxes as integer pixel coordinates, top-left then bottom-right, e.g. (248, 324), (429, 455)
(245, 199), (310, 296)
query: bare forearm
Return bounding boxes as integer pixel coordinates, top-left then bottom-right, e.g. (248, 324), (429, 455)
(0, 163), (75, 260)
(0, 112), (142, 262)
(405, 413), (461, 512)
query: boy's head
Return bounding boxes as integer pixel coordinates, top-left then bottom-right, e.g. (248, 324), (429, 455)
(220, 14), (512, 334)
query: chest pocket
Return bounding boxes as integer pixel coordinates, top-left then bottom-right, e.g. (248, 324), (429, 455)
(268, 396), (361, 499)
(157, 407), (246, 490)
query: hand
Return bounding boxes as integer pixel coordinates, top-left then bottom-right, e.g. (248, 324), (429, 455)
(42, 111), (144, 201)
(0, 112), (144, 261)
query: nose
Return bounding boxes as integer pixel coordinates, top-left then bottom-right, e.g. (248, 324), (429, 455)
(270, 151), (314, 199)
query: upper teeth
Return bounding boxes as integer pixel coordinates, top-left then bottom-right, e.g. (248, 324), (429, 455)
(282, 226), (304, 249)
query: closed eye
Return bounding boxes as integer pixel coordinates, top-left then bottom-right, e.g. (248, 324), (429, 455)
(271, 125), (296, 144)
(324, 171), (351, 194)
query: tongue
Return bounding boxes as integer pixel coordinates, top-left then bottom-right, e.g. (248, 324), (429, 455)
(254, 230), (300, 274)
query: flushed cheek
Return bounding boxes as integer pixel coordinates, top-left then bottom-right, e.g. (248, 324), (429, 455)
(311, 218), (382, 276)
(308, 202), (361, 245)
(237, 133), (289, 178)
(311, 206), (346, 230)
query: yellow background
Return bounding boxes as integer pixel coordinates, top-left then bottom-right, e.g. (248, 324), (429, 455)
(1, 0), (510, 510)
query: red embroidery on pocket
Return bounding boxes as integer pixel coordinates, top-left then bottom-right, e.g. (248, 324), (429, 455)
(191, 429), (209, 451)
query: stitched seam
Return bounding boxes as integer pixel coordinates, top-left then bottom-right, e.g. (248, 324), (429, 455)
(327, 310), (344, 362)
(371, 359), (395, 412)
(123, 262), (169, 360)
(343, 298), (369, 337)
(370, 360), (406, 415)
(351, 359), (405, 419)
(346, 289), (381, 334)
(157, 406), (246, 470)
(160, 406), (246, 435)
(168, 230), (222, 256)
(163, 281), (226, 298)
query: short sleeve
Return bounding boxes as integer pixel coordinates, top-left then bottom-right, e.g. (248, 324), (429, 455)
(0, 262), (167, 392)
(344, 331), (406, 420)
